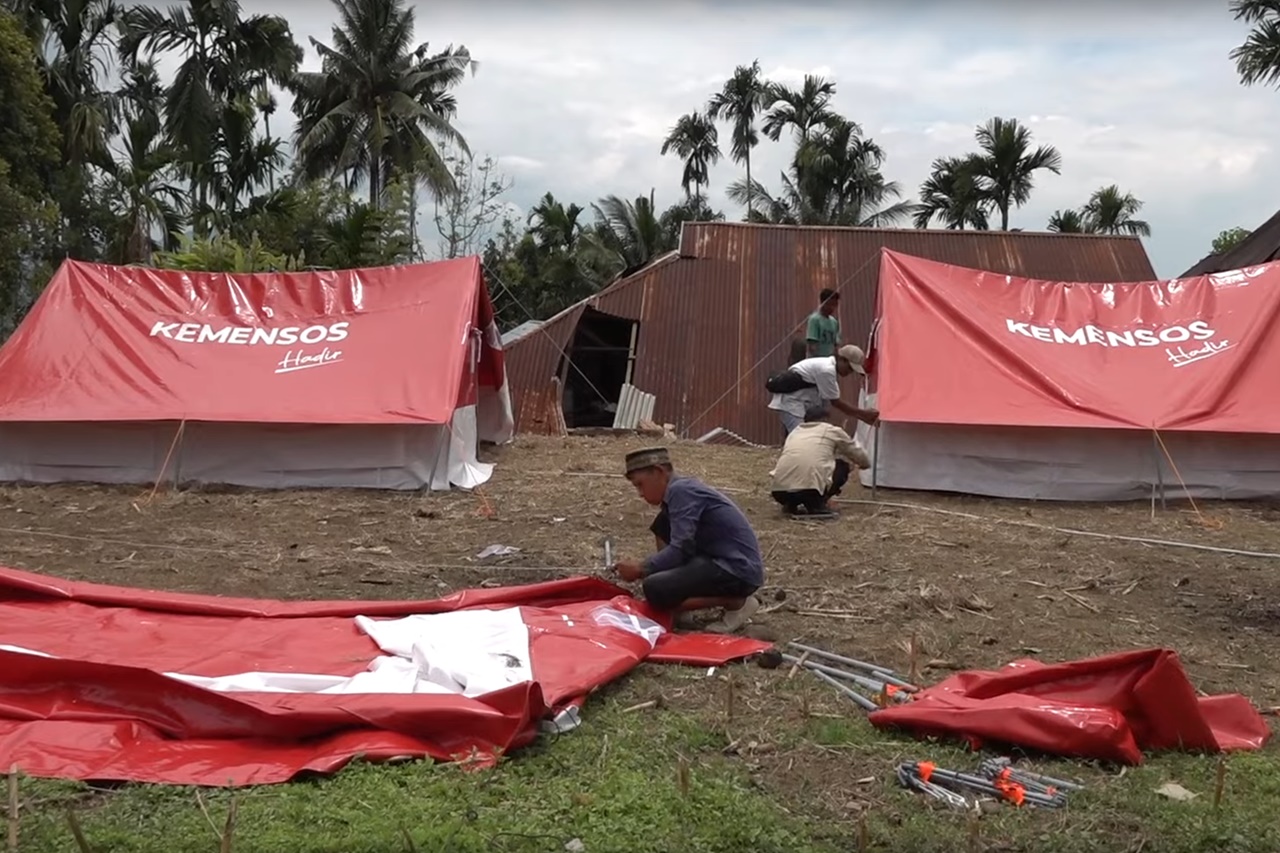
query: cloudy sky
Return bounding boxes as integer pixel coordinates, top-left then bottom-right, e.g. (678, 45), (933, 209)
(246, 0), (1277, 277)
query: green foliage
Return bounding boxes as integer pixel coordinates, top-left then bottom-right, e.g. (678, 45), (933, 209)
(1212, 226), (1251, 255)
(1047, 185), (1151, 237)
(153, 232), (305, 273)
(0, 8), (63, 332)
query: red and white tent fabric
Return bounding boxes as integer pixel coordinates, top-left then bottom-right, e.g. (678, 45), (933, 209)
(0, 566), (767, 786)
(0, 258), (513, 490)
(856, 251), (1280, 501)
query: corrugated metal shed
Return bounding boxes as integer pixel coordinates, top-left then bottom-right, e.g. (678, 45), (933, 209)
(500, 320), (543, 347)
(504, 222), (1156, 445)
(1180, 209), (1280, 277)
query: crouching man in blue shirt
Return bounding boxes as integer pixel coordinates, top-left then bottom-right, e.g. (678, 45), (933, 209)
(612, 447), (765, 633)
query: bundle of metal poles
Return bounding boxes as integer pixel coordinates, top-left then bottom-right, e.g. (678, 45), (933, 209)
(783, 641), (920, 711)
(897, 758), (1083, 810)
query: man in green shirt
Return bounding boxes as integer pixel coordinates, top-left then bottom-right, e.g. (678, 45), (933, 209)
(806, 288), (841, 357)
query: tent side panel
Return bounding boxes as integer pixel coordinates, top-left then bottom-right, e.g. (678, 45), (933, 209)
(0, 422), (469, 491)
(858, 413), (1280, 502)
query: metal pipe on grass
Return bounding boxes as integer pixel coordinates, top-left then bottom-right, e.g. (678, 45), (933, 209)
(780, 654), (909, 701)
(809, 669), (879, 711)
(786, 642), (918, 691)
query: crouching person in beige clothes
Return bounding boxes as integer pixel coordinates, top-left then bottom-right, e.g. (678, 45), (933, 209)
(769, 404), (871, 516)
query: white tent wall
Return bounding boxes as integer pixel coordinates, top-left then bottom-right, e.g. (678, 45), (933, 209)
(853, 392), (1280, 502)
(0, 409), (495, 491)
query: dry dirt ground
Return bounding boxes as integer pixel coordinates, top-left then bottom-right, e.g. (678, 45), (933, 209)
(3, 434), (1279, 849)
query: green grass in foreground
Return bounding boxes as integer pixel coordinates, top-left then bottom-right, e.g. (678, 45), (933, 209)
(6, 669), (1280, 853)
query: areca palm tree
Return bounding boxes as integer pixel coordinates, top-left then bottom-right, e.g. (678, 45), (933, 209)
(970, 117), (1062, 231)
(729, 118), (912, 227)
(706, 60), (770, 217)
(11, 0), (120, 165)
(1081, 185), (1151, 236)
(1230, 0), (1280, 87)
(914, 155), (991, 230)
(659, 111), (721, 204)
(119, 0), (301, 219)
(101, 61), (184, 263)
(1047, 208), (1088, 233)
(762, 75), (837, 147)
(291, 0), (474, 208)
(526, 192), (585, 251)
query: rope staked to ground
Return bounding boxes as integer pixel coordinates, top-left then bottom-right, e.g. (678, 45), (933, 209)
(3, 493), (1279, 572)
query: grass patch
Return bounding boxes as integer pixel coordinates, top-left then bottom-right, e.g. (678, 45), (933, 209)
(6, 668), (1280, 853)
(6, 678), (845, 853)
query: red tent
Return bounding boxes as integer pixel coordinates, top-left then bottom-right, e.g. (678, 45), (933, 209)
(0, 566), (767, 786)
(855, 251), (1280, 500)
(0, 257), (513, 490)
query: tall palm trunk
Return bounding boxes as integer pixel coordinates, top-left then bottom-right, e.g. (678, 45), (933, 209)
(264, 111), (274, 192)
(745, 153), (753, 218)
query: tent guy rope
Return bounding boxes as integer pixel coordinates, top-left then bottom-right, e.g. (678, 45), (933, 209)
(839, 500), (1280, 560)
(4, 494), (1280, 565)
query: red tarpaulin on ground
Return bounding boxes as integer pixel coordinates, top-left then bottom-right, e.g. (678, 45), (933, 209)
(868, 649), (1272, 764)
(872, 251), (1280, 431)
(0, 257), (507, 423)
(0, 567), (768, 786)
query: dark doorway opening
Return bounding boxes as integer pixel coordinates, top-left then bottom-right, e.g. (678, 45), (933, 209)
(558, 307), (639, 428)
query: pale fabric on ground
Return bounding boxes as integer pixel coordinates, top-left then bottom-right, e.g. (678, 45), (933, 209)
(354, 607), (534, 697)
(770, 421), (870, 493)
(0, 605), (667, 700)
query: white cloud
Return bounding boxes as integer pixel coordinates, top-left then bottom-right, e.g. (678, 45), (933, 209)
(220, 3), (1280, 275)
(497, 155), (545, 172)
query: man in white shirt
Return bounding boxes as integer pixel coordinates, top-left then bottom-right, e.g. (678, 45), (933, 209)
(770, 405), (871, 515)
(767, 344), (879, 437)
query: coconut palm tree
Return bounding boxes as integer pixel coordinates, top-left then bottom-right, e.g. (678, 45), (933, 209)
(914, 155), (991, 230)
(659, 111), (722, 204)
(1230, 0), (1280, 87)
(290, 0), (473, 208)
(586, 190), (675, 274)
(970, 117), (1062, 231)
(706, 60), (770, 217)
(1081, 185), (1151, 236)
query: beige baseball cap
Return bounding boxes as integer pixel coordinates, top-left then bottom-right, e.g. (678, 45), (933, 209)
(836, 344), (867, 375)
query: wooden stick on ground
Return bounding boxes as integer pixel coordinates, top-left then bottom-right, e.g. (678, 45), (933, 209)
(220, 795), (239, 853)
(786, 650), (811, 680)
(1213, 756), (1228, 811)
(7, 764), (17, 853)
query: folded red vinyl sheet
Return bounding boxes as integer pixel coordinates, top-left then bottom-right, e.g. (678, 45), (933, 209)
(868, 648), (1272, 764)
(0, 567), (768, 786)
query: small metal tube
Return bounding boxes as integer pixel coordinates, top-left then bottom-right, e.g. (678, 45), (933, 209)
(810, 668), (879, 711)
(781, 654), (909, 701)
(786, 642), (919, 691)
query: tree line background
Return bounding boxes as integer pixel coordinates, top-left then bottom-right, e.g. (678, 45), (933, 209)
(0, 0), (1271, 336)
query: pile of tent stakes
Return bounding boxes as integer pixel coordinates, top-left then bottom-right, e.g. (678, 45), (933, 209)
(782, 642), (1086, 810)
(897, 757), (1084, 810)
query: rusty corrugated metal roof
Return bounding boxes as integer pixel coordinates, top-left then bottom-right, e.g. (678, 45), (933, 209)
(504, 223), (1156, 446)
